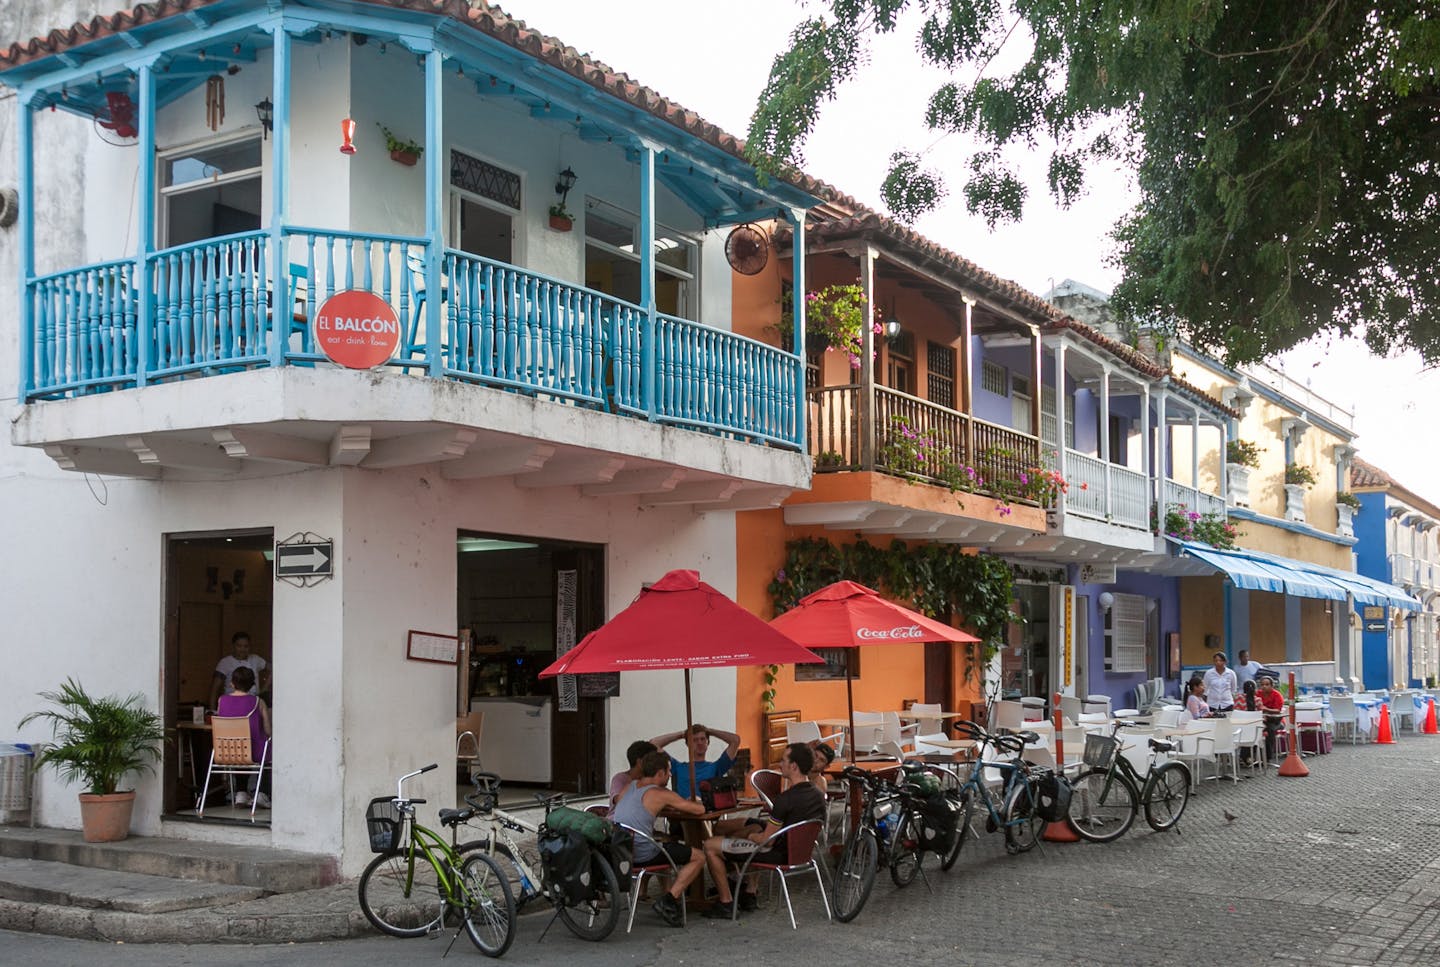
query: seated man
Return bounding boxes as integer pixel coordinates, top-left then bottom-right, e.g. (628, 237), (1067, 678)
(607, 740), (657, 816)
(649, 723), (740, 800)
(1255, 676), (1287, 758)
(611, 751), (706, 927)
(701, 742), (825, 916)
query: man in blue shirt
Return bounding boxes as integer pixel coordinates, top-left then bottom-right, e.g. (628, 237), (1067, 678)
(649, 723), (740, 800)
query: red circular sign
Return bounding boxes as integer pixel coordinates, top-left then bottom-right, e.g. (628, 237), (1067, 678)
(313, 290), (402, 369)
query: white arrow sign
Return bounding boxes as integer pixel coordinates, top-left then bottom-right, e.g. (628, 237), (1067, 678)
(276, 542), (333, 577)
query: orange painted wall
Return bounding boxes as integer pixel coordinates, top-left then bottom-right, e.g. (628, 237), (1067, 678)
(733, 509), (984, 765)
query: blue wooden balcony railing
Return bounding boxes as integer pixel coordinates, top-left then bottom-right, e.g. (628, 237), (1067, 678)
(22, 228), (804, 450)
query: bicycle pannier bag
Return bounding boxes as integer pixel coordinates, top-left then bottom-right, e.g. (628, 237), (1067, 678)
(917, 792), (962, 854)
(1033, 771), (1073, 823)
(598, 823), (635, 892)
(538, 830), (596, 905)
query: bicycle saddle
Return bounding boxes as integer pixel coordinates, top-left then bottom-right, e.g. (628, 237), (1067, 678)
(439, 807), (475, 827)
(1148, 738), (1176, 753)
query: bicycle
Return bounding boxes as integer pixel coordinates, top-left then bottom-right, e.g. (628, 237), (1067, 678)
(949, 721), (1052, 856)
(829, 764), (905, 923)
(1066, 720), (1191, 842)
(357, 763), (516, 958)
(886, 762), (966, 890)
(460, 771), (622, 942)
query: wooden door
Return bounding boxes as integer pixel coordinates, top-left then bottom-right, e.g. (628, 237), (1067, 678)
(548, 547), (606, 793)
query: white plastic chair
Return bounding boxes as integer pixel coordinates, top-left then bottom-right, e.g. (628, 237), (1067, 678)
(1083, 694), (1112, 717)
(849, 712), (883, 756)
(1020, 697), (1047, 721)
(1392, 692), (1419, 732)
(1329, 695), (1362, 744)
(1295, 702), (1327, 754)
(909, 703), (943, 736)
(1059, 695), (1083, 723)
(1151, 707), (1182, 730)
(1172, 719), (1236, 788)
(1234, 721), (1265, 771)
(992, 700), (1025, 732)
(879, 711), (918, 751)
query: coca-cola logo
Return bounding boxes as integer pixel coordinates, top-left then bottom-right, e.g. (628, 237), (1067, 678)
(856, 625), (924, 640)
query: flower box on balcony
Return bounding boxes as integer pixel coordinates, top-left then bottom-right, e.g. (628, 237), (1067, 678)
(1225, 463), (1251, 508)
(1337, 502), (1355, 539)
(1284, 483), (1307, 522)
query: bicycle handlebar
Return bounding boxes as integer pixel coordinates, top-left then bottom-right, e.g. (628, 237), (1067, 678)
(394, 763), (439, 803)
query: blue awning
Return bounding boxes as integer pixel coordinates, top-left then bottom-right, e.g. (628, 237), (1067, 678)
(1177, 542), (1421, 610)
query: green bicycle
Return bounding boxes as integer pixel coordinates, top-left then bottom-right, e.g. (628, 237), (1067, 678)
(357, 763), (516, 957)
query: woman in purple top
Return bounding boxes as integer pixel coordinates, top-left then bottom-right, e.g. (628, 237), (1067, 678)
(1184, 678), (1211, 722)
(216, 665), (271, 807)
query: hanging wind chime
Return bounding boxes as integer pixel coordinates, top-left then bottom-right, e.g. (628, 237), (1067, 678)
(205, 74), (225, 131)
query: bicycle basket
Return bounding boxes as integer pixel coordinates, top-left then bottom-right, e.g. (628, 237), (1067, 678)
(1082, 733), (1120, 769)
(365, 797), (403, 853)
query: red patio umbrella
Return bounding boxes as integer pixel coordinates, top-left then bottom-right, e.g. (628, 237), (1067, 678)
(768, 580), (980, 761)
(539, 569), (823, 797)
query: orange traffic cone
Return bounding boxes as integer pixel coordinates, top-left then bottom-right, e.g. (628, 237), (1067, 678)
(1043, 820), (1080, 842)
(1278, 726), (1309, 777)
(1424, 699), (1438, 735)
(1375, 703), (1396, 744)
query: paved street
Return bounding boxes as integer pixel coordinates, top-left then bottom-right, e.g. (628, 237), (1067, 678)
(6, 736), (1440, 966)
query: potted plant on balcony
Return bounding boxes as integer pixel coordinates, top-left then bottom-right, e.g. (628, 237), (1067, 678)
(775, 282), (878, 361)
(377, 124), (423, 166)
(1283, 462), (1315, 522)
(19, 679), (166, 842)
(1336, 490), (1361, 538)
(546, 204), (574, 232)
(1225, 439), (1260, 509)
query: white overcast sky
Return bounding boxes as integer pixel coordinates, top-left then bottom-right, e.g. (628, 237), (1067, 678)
(525, 0), (1437, 490)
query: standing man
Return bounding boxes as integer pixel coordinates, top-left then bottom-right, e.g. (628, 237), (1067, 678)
(610, 752), (706, 927)
(210, 631), (270, 711)
(649, 724), (740, 800)
(1235, 649), (1264, 690)
(1203, 651), (1238, 715)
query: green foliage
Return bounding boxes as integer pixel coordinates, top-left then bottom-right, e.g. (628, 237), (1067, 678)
(767, 536), (1018, 681)
(1226, 439), (1262, 469)
(1335, 491), (1362, 511)
(19, 679), (166, 796)
(1285, 463), (1318, 488)
(376, 124), (422, 157)
(815, 450), (847, 469)
(777, 283), (876, 365)
(1156, 503), (1239, 550)
(750, 1), (1440, 365)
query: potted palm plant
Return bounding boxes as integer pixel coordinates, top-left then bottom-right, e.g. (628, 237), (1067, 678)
(19, 679), (166, 842)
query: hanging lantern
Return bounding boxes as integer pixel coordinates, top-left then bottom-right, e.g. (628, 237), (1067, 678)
(339, 116), (357, 155)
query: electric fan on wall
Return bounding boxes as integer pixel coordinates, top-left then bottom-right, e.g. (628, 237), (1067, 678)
(94, 91), (139, 146)
(724, 223), (770, 276)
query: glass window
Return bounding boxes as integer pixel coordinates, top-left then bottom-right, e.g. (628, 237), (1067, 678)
(159, 135), (263, 248)
(164, 138), (262, 190)
(795, 648), (856, 681)
(583, 201), (698, 318)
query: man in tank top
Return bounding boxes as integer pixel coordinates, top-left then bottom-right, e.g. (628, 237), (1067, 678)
(612, 751), (706, 927)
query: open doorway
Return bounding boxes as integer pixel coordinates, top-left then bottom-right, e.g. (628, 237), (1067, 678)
(457, 533), (606, 794)
(163, 530), (273, 821)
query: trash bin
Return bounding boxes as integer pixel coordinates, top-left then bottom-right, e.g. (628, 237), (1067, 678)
(0, 743), (36, 822)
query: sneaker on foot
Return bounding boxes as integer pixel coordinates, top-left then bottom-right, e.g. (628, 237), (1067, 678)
(233, 791), (251, 806)
(702, 902), (735, 920)
(652, 893), (683, 927)
(738, 890), (759, 912)
(254, 792), (271, 809)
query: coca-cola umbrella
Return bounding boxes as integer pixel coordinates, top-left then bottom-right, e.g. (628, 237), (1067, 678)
(768, 580), (980, 761)
(538, 569), (823, 798)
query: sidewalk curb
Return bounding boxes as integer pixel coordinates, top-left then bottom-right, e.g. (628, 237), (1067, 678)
(0, 896), (374, 944)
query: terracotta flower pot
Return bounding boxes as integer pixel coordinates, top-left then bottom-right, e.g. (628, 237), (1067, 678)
(390, 149), (419, 167)
(548, 214), (574, 232)
(79, 791), (136, 843)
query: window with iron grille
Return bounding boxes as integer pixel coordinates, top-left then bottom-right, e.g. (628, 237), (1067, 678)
(450, 150), (522, 210)
(794, 647), (856, 681)
(1104, 593), (1149, 673)
(981, 359), (1007, 396)
(927, 341), (956, 409)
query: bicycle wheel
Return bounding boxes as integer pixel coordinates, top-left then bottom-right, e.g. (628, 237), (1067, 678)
(1001, 782), (1040, 854)
(478, 838), (537, 907)
(830, 830), (878, 923)
(888, 809), (922, 888)
(358, 847), (444, 937)
(459, 853), (516, 958)
(1142, 762), (1191, 832)
(939, 789), (972, 872)
(1066, 768), (1139, 843)
(555, 851), (620, 942)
